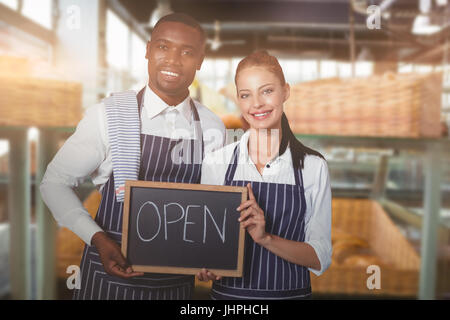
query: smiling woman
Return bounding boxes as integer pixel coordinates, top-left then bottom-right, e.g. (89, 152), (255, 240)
(200, 50), (332, 300)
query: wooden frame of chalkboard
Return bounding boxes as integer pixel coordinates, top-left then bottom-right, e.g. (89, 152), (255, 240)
(121, 180), (247, 277)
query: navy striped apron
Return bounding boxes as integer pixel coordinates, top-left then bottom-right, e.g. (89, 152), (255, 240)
(74, 89), (203, 300)
(211, 143), (312, 300)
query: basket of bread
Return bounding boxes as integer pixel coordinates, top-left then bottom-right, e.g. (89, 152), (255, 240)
(311, 198), (420, 297)
(0, 55), (82, 128)
(284, 72), (442, 138)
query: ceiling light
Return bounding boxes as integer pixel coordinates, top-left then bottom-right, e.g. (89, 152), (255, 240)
(412, 14), (442, 35)
(149, 0), (172, 28)
(412, 0), (443, 35)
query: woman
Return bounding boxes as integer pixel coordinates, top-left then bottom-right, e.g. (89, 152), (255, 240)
(198, 51), (332, 300)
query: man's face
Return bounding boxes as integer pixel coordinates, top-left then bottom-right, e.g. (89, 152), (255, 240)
(146, 21), (205, 104)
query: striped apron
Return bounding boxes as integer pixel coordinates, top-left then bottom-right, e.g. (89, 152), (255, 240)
(211, 143), (312, 300)
(74, 89), (204, 300)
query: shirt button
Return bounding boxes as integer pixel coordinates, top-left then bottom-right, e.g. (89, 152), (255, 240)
(266, 164), (270, 168)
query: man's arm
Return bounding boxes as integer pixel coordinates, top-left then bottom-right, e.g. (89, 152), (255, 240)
(40, 103), (106, 245)
(40, 103), (144, 279)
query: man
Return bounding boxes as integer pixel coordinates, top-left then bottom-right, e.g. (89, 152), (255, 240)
(40, 13), (226, 300)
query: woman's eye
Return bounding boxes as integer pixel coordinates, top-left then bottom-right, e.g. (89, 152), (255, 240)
(240, 94), (249, 99)
(263, 88), (273, 94)
(182, 50), (193, 56)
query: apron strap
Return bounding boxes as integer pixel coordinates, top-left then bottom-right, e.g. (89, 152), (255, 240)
(137, 87), (145, 147)
(223, 143), (240, 185)
(137, 87), (204, 163)
(189, 99), (204, 162)
(224, 142), (304, 187)
(294, 158), (302, 186)
(137, 87), (145, 112)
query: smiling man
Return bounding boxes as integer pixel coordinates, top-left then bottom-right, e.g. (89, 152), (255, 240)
(147, 20), (204, 105)
(40, 13), (226, 300)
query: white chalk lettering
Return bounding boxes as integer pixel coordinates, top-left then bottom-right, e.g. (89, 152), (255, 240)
(184, 205), (200, 243)
(203, 206), (227, 244)
(136, 201), (161, 242)
(164, 202), (185, 240)
(135, 202), (228, 244)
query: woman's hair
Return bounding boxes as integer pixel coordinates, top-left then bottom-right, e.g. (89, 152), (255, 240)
(235, 50), (325, 170)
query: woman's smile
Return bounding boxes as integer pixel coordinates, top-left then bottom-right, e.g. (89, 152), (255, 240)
(250, 110), (273, 120)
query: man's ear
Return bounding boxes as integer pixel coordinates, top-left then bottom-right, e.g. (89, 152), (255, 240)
(145, 41), (151, 60)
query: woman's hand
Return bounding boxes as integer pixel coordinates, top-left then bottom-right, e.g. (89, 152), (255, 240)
(91, 231), (144, 279)
(238, 183), (270, 245)
(196, 268), (222, 282)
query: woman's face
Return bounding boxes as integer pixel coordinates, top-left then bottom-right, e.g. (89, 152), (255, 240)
(236, 66), (289, 131)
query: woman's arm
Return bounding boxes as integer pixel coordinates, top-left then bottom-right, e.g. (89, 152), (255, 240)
(239, 184), (322, 271)
(258, 234), (321, 271)
(303, 157), (333, 275)
(242, 158), (332, 275)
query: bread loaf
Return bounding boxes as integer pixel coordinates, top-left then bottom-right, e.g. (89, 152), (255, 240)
(342, 254), (383, 268)
(221, 114), (243, 129)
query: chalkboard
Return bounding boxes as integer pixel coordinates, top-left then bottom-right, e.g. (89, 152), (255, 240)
(121, 180), (247, 277)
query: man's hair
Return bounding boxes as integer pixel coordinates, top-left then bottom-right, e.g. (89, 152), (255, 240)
(153, 12), (206, 45)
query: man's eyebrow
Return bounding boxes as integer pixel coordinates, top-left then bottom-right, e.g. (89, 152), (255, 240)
(182, 44), (197, 50)
(153, 38), (198, 50)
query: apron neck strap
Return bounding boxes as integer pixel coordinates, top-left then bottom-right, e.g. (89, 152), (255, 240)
(137, 87), (204, 159)
(224, 143), (240, 185)
(224, 142), (303, 186)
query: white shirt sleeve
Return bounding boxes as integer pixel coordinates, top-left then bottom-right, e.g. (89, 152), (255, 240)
(304, 157), (332, 276)
(39, 103), (106, 245)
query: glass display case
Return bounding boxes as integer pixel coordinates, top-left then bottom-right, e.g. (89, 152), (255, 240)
(297, 134), (450, 299)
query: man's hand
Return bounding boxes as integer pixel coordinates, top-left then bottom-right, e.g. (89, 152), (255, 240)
(91, 231), (144, 279)
(196, 268), (221, 282)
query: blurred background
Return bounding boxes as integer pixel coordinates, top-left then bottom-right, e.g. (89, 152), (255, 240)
(0, 0), (449, 300)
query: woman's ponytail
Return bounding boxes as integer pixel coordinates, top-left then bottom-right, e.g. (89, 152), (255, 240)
(280, 113), (325, 170)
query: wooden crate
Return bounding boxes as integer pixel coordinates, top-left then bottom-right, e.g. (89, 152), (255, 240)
(0, 76), (82, 127)
(285, 72), (442, 138)
(311, 198), (420, 297)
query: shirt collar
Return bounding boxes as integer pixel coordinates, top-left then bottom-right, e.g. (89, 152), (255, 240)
(143, 85), (192, 123)
(238, 130), (292, 164)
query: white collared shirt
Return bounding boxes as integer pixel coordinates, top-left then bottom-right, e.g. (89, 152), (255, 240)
(201, 130), (332, 276)
(40, 86), (226, 245)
